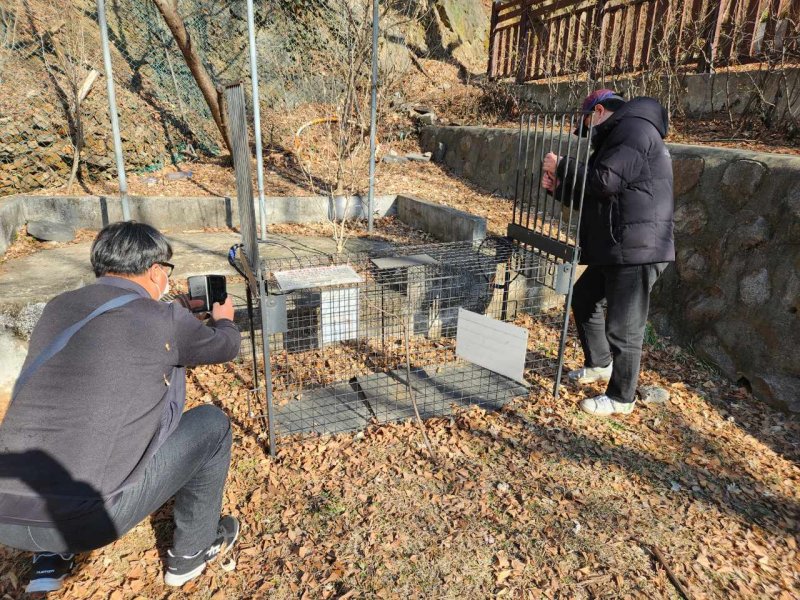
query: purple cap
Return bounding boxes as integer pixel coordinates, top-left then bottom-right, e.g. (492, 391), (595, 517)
(580, 89), (624, 113)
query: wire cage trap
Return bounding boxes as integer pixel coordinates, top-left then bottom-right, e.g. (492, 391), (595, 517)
(254, 240), (569, 434)
(224, 86), (590, 455)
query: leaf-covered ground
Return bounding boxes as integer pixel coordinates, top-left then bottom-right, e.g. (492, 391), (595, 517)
(2, 328), (798, 599)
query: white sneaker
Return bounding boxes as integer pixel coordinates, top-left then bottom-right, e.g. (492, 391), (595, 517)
(567, 362), (613, 384)
(579, 394), (635, 416)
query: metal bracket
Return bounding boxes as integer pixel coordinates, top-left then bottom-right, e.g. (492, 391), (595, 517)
(554, 263), (573, 295)
(507, 223), (578, 263)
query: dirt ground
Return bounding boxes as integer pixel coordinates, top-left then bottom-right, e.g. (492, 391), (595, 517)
(0, 324), (797, 599)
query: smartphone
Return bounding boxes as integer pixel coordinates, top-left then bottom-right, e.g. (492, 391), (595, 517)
(187, 275), (227, 313)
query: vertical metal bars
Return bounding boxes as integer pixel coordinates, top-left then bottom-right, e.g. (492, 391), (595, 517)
(225, 81), (277, 456)
(507, 111), (590, 396)
(367, 0), (379, 233)
(96, 0), (130, 221)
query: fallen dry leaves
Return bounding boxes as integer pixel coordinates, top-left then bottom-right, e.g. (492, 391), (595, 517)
(1, 320), (797, 599)
(0, 226), (97, 266)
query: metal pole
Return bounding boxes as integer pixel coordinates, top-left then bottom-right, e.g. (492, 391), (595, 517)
(96, 0), (130, 221)
(246, 0), (267, 239)
(366, 0), (379, 233)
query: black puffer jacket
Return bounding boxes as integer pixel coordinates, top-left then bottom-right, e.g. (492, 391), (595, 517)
(556, 97), (675, 266)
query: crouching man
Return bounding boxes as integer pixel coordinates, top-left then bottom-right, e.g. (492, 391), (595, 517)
(0, 222), (241, 592)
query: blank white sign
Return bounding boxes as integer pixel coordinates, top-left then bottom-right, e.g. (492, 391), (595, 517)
(321, 287), (359, 344)
(456, 308), (529, 385)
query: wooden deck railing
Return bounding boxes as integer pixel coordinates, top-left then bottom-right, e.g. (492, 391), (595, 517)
(488, 0), (800, 82)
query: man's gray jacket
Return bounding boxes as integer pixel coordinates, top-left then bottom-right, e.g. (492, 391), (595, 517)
(0, 277), (241, 525)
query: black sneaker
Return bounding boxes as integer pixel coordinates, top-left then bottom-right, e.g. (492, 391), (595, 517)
(163, 515), (240, 587)
(25, 553), (75, 593)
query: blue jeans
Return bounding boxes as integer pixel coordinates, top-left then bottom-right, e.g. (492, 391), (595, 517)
(571, 263), (669, 403)
(0, 405), (232, 556)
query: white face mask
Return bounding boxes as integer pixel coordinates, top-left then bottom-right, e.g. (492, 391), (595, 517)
(157, 267), (170, 300)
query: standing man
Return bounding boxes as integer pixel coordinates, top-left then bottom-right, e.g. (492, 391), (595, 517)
(0, 222), (242, 592)
(542, 89), (674, 416)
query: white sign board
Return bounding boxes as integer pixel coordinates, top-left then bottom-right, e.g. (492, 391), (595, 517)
(321, 287), (359, 344)
(274, 264), (363, 291)
(456, 308), (528, 385)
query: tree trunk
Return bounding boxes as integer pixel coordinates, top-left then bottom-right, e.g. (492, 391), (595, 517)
(152, 0), (232, 154)
(67, 69), (99, 194)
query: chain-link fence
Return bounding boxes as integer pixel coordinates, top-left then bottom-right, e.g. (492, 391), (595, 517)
(97, 0), (418, 178)
(101, 0), (251, 158)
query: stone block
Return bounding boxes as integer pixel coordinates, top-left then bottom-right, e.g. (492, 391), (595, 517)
(694, 334), (737, 379)
(685, 292), (726, 323)
(638, 386), (670, 404)
(730, 214), (771, 250)
(672, 156), (705, 197)
(739, 268), (771, 307)
(721, 159), (767, 210)
(676, 248), (707, 282)
(748, 373), (800, 413)
(12, 302), (47, 340)
(673, 203), (708, 236)
(27, 220), (76, 242)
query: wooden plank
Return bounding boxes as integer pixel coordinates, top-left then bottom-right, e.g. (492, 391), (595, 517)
(608, 7), (623, 72)
(530, 0), (594, 20)
(516, 15), (528, 82)
(503, 26), (513, 76)
(698, 0), (723, 71)
(567, 7), (583, 72)
(759, 0), (783, 55)
(597, 5), (612, 77)
(588, 3), (604, 78)
(559, 13), (573, 74)
(532, 19), (545, 79)
(626, 2), (641, 69)
(741, 0), (766, 59)
(550, 16), (561, 75)
(714, 0), (736, 66)
(640, 0), (658, 67)
(488, 1), (501, 77)
(578, 7), (592, 71)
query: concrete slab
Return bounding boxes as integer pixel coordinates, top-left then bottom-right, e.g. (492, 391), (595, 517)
(0, 233), (393, 315)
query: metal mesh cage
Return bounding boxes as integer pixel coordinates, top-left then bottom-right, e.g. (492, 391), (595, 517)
(227, 111), (588, 454)
(234, 240), (570, 439)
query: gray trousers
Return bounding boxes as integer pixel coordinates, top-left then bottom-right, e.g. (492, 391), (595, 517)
(0, 405), (232, 557)
(571, 263), (669, 403)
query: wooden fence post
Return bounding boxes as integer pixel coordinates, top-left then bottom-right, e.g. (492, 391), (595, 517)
(698, 0), (726, 72)
(488, 1), (501, 78)
(516, 2), (531, 83)
(589, 0), (607, 79)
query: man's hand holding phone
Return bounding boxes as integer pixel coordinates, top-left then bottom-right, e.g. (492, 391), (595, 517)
(212, 296), (235, 322)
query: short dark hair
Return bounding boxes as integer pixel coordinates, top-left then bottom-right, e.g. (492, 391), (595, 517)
(90, 222), (173, 277)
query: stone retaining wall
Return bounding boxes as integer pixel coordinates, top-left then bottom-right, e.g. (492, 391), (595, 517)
(506, 69), (800, 121)
(0, 96), (172, 196)
(421, 125), (800, 413)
